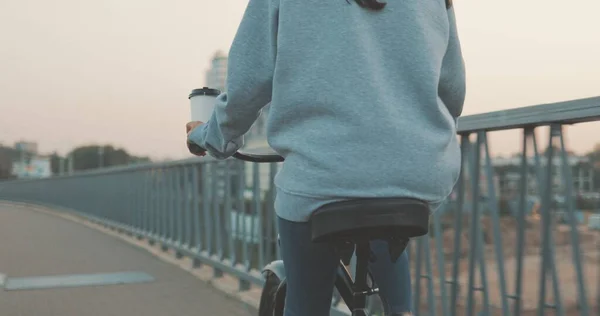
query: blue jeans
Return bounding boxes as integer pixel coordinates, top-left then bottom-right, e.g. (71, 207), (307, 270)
(278, 216), (413, 316)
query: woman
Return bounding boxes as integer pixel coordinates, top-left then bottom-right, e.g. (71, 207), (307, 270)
(186, 0), (465, 315)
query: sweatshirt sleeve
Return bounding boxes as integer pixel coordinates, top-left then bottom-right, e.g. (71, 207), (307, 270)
(188, 0), (279, 159)
(438, 6), (466, 119)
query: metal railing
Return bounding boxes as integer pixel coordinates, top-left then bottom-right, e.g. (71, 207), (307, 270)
(1, 96), (599, 316)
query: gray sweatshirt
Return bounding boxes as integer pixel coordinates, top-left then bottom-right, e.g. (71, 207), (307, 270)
(189, 0), (466, 222)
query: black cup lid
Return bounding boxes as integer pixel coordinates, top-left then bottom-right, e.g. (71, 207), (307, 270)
(189, 87), (221, 99)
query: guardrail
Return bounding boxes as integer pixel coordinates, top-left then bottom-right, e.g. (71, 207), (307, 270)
(1, 96), (600, 316)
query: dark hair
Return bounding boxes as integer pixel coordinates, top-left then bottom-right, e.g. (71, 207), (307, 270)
(354, 0), (386, 11)
(352, 0), (453, 10)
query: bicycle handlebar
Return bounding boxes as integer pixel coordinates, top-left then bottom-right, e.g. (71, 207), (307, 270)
(188, 141), (284, 163)
(233, 151), (284, 163)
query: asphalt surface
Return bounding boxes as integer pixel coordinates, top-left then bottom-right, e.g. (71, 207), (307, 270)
(0, 202), (255, 316)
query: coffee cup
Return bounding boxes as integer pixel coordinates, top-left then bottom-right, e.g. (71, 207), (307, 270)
(187, 87), (221, 155)
(189, 87), (221, 122)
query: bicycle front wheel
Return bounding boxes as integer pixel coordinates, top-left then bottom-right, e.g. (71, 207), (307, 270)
(258, 271), (286, 316)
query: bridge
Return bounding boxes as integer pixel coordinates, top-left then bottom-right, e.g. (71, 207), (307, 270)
(1, 97), (599, 316)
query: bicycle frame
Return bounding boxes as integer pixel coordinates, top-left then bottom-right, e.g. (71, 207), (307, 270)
(335, 261), (362, 311)
(264, 257), (375, 313)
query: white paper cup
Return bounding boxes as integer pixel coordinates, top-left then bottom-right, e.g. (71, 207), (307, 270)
(189, 87), (220, 122)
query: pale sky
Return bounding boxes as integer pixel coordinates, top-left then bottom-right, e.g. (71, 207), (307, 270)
(1, 0), (599, 160)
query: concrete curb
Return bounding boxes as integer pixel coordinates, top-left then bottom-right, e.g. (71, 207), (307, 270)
(0, 201), (261, 313)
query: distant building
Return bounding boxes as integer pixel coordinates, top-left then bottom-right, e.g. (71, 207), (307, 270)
(205, 51), (228, 93)
(12, 157), (52, 179)
(204, 50), (270, 151)
(491, 154), (595, 198)
(15, 141), (38, 154)
(10, 141), (52, 179)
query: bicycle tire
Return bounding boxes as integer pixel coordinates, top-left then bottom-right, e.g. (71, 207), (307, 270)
(260, 267), (382, 315)
(258, 271), (286, 316)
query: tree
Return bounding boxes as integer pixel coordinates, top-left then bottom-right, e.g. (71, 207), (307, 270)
(49, 152), (63, 174)
(587, 143), (600, 163)
(0, 145), (18, 180)
(0, 143), (150, 179)
(66, 145), (151, 172)
(542, 144), (574, 156)
(587, 143), (600, 190)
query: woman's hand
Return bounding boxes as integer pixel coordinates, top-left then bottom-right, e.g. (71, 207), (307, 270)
(186, 121), (206, 156)
(186, 121), (203, 135)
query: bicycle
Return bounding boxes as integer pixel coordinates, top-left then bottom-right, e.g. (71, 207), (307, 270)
(189, 145), (429, 316)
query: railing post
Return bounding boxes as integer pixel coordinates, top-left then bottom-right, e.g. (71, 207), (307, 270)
(449, 133), (470, 316)
(269, 162), (280, 260)
(174, 166), (184, 259)
(465, 131), (491, 316)
(149, 170), (157, 245)
(481, 131), (510, 316)
(225, 160), (235, 265)
(557, 125), (591, 315)
(161, 169), (169, 252)
(536, 125), (565, 316)
(253, 163), (264, 270)
(203, 163), (214, 263)
(213, 161), (224, 278)
(191, 164), (202, 268)
(237, 160), (251, 292)
(413, 231), (423, 316)
(512, 127), (532, 316)
(432, 206), (449, 316)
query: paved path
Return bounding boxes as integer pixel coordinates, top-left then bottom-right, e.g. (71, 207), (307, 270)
(0, 202), (255, 316)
